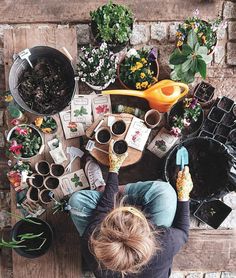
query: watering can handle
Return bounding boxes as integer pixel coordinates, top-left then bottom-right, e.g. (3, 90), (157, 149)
(173, 82), (189, 98)
(157, 80), (189, 98)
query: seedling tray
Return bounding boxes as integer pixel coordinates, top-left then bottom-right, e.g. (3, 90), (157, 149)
(194, 200), (232, 229)
(194, 81), (215, 103)
(217, 96), (234, 113)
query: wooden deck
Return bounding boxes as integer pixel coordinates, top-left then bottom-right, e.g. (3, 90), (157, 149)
(1, 25), (236, 278)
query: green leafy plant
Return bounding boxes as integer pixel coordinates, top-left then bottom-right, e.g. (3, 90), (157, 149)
(13, 161), (32, 175)
(35, 116), (57, 133)
(119, 48), (158, 90)
(169, 30), (212, 84)
(90, 0), (133, 45)
(78, 43), (117, 87)
(74, 106), (88, 117)
(71, 174), (83, 187)
(7, 212), (42, 225)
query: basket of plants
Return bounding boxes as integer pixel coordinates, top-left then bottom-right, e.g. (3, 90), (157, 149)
(34, 116), (58, 134)
(7, 124), (44, 160)
(167, 97), (204, 137)
(77, 43), (118, 91)
(90, 1), (134, 52)
(9, 46), (75, 115)
(118, 48), (159, 90)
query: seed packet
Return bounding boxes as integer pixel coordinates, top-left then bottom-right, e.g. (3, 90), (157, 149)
(147, 127), (179, 158)
(49, 147), (67, 164)
(71, 95), (93, 125)
(91, 95), (112, 121)
(59, 169), (89, 196)
(125, 117), (151, 151)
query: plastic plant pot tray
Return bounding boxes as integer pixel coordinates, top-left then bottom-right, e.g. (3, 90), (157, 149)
(215, 124), (231, 137)
(202, 118), (217, 133)
(214, 134), (227, 144)
(194, 81), (215, 103)
(199, 130), (214, 138)
(221, 111), (236, 127)
(208, 107), (225, 123)
(217, 96), (234, 113)
(194, 200), (232, 229)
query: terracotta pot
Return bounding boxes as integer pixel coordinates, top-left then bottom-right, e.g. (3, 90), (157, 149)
(35, 160), (50, 176)
(50, 164), (65, 177)
(44, 176), (60, 190)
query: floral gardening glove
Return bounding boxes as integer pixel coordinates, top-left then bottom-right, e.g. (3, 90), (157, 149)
(109, 140), (128, 173)
(176, 166), (193, 201)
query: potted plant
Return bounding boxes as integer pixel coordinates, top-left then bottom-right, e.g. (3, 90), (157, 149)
(90, 1), (134, 52)
(77, 43), (118, 90)
(176, 12), (225, 54)
(0, 214), (53, 258)
(34, 116), (57, 134)
(6, 124), (44, 160)
(168, 97), (203, 137)
(118, 48), (159, 90)
(169, 29), (212, 84)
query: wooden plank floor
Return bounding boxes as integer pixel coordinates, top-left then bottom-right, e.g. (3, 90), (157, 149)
(2, 25), (236, 277)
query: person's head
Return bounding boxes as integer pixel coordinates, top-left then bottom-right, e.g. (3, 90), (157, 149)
(90, 205), (160, 276)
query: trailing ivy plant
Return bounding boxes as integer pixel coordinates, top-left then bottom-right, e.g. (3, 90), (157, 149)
(169, 29), (212, 84)
(90, 1), (133, 45)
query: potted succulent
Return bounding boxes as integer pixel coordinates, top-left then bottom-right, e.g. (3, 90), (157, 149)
(7, 124), (44, 160)
(169, 29), (212, 84)
(176, 11), (225, 54)
(118, 48), (159, 90)
(77, 43), (118, 90)
(0, 214), (53, 258)
(34, 116), (57, 134)
(168, 97), (204, 137)
(90, 1), (134, 52)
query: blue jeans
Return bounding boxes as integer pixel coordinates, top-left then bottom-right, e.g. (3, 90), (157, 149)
(69, 180), (177, 236)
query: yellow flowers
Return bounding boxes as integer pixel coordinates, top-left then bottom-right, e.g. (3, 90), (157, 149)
(141, 58), (147, 64)
(141, 81), (148, 88)
(41, 128), (52, 133)
(35, 117), (43, 127)
(140, 72), (146, 79)
(202, 35), (206, 44)
(136, 82), (141, 89)
(177, 41), (183, 47)
(5, 95), (13, 102)
(130, 61), (143, 72)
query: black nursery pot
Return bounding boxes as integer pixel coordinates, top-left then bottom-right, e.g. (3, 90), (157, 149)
(167, 100), (204, 138)
(11, 217), (53, 258)
(202, 118), (217, 133)
(164, 137), (230, 202)
(221, 111), (236, 127)
(215, 124), (231, 137)
(217, 96), (234, 113)
(208, 106), (225, 123)
(193, 200), (232, 229)
(194, 81), (215, 103)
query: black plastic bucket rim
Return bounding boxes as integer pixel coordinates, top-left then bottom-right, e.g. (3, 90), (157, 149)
(9, 46), (76, 116)
(164, 137), (230, 202)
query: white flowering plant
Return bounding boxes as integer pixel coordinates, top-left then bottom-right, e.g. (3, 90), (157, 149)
(77, 43), (118, 87)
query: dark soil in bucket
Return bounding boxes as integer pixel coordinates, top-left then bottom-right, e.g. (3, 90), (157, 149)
(29, 187), (39, 201)
(221, 112), (236, 127)
(217, 97), (234, 112)
(51, 165), (64, 177)
(208, 107), (225, 123)
(45, 177), (59, 189)
(194, 82), (215, 103)
(194, 200), (232, 229)
(112, 120), (126, 135)
(11, 217), (53, 258)
(113, 140), (128, 155)
(216, 124), (231, 137)
(32, 175), (44, 188)
(202, 119), (217, 133)
(214, 135), (227, 144)
(37, 161), (50, 175)
(97, 129), (111, 144)
(18, 58), (72, 115)
(165, 138), (229, 201)
(41, 190), (53, 203)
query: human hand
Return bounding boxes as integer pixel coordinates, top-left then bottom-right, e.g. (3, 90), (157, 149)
(109, 140), (128, 173)
(176, 166), (193, 201)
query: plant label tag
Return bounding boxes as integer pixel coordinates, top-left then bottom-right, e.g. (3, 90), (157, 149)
(18, 48), (33, 68)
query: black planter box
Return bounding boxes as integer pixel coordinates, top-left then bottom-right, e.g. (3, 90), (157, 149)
(214, 134), (227, 144)
(194, 81), (215, 103)
(202, 118), (217, 133)
(228, 129), (236, 143)
(194, 200), (232, 229)
(198, 130), (214, 138)
(208, 107), (225, 123)
(215, 124), (231, 137)
(217, 96), (234, 113)
(221, 111), (236, 127)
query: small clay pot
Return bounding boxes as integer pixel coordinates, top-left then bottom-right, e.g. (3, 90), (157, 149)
(144, 109), (161, 129)
(26, 187), (39, 203)
(28, 174), (44, 189)
(39, 189), (54, 204)
(44, 176), (60, 190)
(111, 120), (126, 136)
(112, 140), (128, 155)
(95, 127), (112, 145)
(35, 160), (50, 176)
(50, 164), (65, 177)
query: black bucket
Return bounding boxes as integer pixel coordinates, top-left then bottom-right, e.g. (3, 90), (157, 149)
(164, 137), (230, 202)
(9, 46), (75, 115)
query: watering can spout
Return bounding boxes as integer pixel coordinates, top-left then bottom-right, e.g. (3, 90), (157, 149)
(102, 79), (189, 112)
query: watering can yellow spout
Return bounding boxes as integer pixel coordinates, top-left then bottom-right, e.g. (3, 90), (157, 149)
(102, 80), (189, 112)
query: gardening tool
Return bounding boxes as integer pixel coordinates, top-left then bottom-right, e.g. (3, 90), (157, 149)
(103, 79), (189, 113)
(18, 48), (33, 68)
(86, 140), (109, 154)
(176, 146), (189, 170)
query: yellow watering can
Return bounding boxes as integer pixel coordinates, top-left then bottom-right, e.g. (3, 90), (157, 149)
(103, 80), (189, 113)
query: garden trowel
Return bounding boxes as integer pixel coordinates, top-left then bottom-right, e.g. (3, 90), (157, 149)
(176, 146), (189, 170)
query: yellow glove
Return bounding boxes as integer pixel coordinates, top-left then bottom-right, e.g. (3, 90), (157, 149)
(176, 166), (193, 201)
(109, 140), (128, 173)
